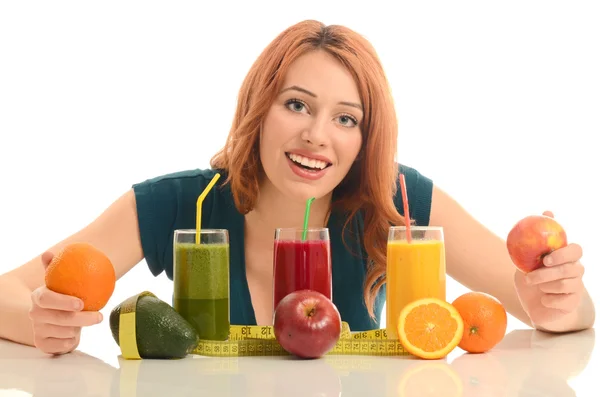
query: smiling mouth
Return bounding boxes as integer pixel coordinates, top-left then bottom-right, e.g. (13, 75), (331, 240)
(286, 152), (332, 171)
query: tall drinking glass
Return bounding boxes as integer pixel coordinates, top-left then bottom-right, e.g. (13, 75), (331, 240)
(386, 226), (446, 339)
(173, 229), (230, 341)
(272, 228), (332, 310)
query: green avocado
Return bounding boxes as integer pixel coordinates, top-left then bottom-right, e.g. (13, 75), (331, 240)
(109, 294), (200, 359)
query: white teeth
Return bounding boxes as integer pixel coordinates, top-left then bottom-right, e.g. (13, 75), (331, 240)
(287, 153), (329, 170)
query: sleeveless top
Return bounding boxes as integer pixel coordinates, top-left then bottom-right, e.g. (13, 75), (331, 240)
(131, 164), (433, 331)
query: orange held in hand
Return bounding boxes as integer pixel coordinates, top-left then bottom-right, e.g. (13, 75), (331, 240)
(45, 242), (116, 311)
(451, 292), (507, 353)
(397, 297), (464, 360)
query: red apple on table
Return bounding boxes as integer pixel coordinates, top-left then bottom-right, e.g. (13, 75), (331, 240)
(273, 289), (342, 359)
(506, 215), (568, 273)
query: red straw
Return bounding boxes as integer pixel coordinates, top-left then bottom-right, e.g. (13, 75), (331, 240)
(399, 173), (412, 243)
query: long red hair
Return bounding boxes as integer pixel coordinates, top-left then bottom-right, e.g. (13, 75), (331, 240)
(210, 20), (407, 318)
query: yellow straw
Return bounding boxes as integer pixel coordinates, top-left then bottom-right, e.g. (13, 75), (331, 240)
(195, 173), (221, 244)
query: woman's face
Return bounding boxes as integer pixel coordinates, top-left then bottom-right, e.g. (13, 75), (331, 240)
(259, 50), (364, 204)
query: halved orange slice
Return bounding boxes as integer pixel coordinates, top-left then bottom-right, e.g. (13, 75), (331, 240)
(397, 297), (464, 360)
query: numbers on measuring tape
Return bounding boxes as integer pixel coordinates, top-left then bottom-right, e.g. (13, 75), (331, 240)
(188, 321), (409, 357)
(261, 327), (273, 338)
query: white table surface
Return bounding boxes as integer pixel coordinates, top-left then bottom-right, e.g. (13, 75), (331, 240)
(0, 324), (597, 396)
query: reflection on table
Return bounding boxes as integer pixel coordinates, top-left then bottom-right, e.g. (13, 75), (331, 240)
(0, 327), (595, 396)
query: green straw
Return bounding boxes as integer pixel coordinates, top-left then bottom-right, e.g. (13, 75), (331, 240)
(302, 197), (315, 241)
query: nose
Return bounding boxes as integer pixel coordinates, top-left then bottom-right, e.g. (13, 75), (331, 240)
(300, 117), (329, 147)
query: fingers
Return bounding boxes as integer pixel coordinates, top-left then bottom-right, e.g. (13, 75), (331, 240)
(30, 306), (103, 327)
(524, 255), (584, 314)
(540, 292), (581, 312)
(543, 243), (583, 267)
(543, 210), (555, 218)
(32, 286), (83, 311)
(537, 278), (583, 294)
(29, 286), (103, 355)
(41, 251), (54, 268)
(525, 261), (584, 285)
(34, 335), (80, 355)
(33, 323), (81, 339)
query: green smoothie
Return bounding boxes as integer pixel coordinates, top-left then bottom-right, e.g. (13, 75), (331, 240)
(173, 242), (230, 341)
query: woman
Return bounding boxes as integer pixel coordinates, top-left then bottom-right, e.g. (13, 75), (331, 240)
(0, 20), (594, 355)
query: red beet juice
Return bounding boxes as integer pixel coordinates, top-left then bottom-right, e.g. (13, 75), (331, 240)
(272, 239), (332, 310)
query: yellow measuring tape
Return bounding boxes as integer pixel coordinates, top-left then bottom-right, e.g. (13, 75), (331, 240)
(118, 291), (408, 359)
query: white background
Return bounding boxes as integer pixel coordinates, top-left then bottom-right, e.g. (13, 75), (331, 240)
(0, 0), (598, 389)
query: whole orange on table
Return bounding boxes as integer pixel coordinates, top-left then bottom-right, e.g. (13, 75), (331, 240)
(451, 291), (507, 353)
(45, 242), (116, 311)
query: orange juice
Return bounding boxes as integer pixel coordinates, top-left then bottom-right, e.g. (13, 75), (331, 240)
(386, 238), (446, 339)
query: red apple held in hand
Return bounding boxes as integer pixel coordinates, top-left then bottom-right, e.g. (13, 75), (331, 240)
(506, 215), (568, 273)
(273, 289), (342, 359)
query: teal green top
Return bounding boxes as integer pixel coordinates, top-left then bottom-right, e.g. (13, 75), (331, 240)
(132, 164), (433, 331)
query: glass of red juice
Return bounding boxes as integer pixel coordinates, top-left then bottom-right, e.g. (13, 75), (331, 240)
(272, 227), (332, 310)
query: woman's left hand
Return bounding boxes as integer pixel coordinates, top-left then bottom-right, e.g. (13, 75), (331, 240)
(513, 211), (586, 328)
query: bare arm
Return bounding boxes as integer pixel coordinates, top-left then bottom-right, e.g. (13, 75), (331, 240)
(429, 186), (533, 325)
(430, 185), (595, 331)
(0, 189), (144, 346)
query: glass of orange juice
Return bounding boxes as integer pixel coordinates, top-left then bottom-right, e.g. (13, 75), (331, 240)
(386, 226), (446, 339)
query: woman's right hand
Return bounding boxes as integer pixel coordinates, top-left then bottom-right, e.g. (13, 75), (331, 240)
(28, 252), (104, 355)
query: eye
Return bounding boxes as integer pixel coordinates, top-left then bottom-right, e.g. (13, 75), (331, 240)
(285, 99), (308, 114)
(337, 114), (358, 128)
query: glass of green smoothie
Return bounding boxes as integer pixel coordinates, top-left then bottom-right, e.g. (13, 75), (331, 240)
(173, 229), (230, 341)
